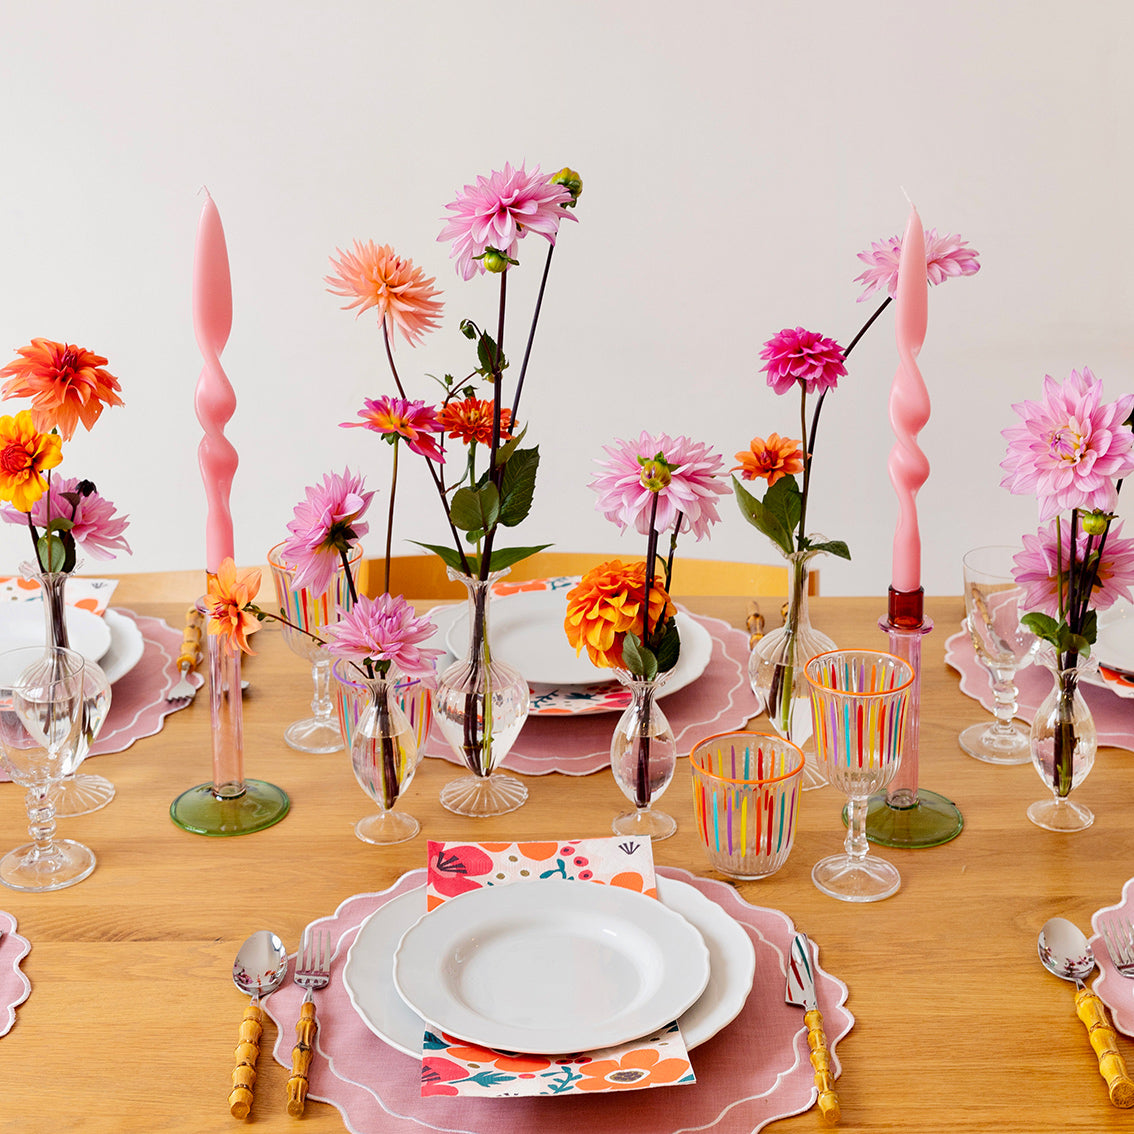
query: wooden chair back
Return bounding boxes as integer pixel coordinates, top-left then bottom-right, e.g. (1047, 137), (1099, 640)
(359, 552), (817, 601)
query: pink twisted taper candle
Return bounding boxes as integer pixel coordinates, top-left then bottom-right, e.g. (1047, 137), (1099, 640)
(193, 191), (237, 575)
(889, 203), (929, 596)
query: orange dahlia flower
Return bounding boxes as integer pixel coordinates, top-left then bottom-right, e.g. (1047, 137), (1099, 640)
(325, 240), (444, 348)
(205, 558), (263, 655)
(438, 397), (513, 446)
(0, 409), (63, 511)
(0, 339), (123, 441)
(734, 433), (805, 486)
(564, 560), (675, 670)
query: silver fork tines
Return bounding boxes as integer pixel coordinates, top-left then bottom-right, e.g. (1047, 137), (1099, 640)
(1101, 915), (1134, 977)
(295, 928), (332, 994)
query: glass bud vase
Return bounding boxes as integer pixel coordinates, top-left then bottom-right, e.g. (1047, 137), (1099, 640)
(748, 549), (834, 790)
(1027, 649), (1098, 832)
(35, 571), (114, 816)
(433, 568), (529, 817)
(609, 668), (677, 840)
(350, 668), (423, 845)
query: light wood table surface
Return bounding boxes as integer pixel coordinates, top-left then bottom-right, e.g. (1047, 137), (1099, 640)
(2, 581), (1133, 1133)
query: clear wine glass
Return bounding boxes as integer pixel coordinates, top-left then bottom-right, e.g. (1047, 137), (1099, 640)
(0, 646), (96, 892)
(805, 649), (913, 903)
(960, 545), (1038, 765)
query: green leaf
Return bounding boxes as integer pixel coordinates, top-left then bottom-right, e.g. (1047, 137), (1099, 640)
(482, 544), (553, 573)
(450, 484), (500, 533)
(763, 475), (802, 537)
(732, 476), (794, 556)
(410, 541), (476, 576)
(1021, 612), (1060, 641)
(653, 617), (682, 674)
(494, 424), (529, 466)
(806, 539), (852, 561)
(476, 332), (506, 377)
(37, 534), (67, 572)
(1080, 608), (1098, 646)
(621, 633), (658, 681)
(498, 447), (540, 527)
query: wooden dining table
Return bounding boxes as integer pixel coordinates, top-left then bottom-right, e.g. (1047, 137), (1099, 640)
(2, 577), (1133, 1133)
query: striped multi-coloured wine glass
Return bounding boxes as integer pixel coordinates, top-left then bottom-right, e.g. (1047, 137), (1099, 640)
(805, 649), (913, 902)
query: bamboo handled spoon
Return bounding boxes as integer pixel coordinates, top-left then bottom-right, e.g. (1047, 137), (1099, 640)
(229, 931), (288, 1119)
(1038, 917), (1134, 1108)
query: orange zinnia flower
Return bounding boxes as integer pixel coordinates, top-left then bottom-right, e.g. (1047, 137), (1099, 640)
(437, 397), (513, 447)
(575, 1047), (691, 1091)
(205, 558), (263, 655)
(0, 338), (123, 441)
(564, 560), (675, 670)
(733, 433), (805, 486)
(0, 409), (63, 511)
(325, 240), (444, 348)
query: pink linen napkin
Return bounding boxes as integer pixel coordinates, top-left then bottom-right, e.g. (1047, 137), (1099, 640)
(0, 911), (31, 1038)
(944, 623), (1134, 753)
(423, 610), (757, 775)
(263, 866), (852, 1134)
(420, 837), (693, 1098)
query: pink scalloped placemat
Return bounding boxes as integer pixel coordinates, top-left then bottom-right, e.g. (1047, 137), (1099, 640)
(0, 610), (199, 783)
(0, 911), (31, 1038)
(423, 612), (758, 776)
(263, 865), (852, 1134)
(1090, 879), (1134, 1035)
(944, 623), (1134, 754)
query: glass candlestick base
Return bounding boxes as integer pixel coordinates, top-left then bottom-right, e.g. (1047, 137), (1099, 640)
(169, 781), (290, 837)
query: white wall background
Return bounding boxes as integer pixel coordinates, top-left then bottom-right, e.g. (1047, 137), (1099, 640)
(2, 0), (1131, 596)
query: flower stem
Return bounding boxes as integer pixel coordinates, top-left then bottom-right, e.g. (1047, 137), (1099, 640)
(642, 494), (661, 649)
(383, 440), (399, 596)
(479, 270), (508, 581)
(382, 322), (408, 400)
(338, 545), (359, 606)
(510, 243), (555, 421)
(843, 296), (892, 359)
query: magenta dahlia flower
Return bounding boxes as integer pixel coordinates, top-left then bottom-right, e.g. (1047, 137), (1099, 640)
(1000, 368), (1134, 520)
(590, 432), (729, 541)
(438, 163), (575, 281)
(323, 593), (444, 681)
(278, 468), (374, 594)
(341, 395), (444, 462)
(1012, 520), (1134, 616)
(854, 228), (981, 303)
(1, 474), (131, 560)
(759, 327), (847, 396)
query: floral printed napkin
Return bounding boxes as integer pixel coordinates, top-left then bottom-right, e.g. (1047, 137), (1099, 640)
(0, 574), (117, 615)
(420, 837), (695, 1098)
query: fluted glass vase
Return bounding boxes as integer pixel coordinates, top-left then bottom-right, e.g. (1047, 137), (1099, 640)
(349, 668), (423, 845)
(748, 549), (834, 790)
(433, 569), (529, 817)
(1027, 649), (1098, 832)
(34, 571), (114, 816)
(609, 668), (677, 840)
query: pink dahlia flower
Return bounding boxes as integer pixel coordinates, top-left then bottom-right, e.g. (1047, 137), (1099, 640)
(438, 163), (575, 281)
(341, 395), (444, 462)
(323, 592), (444, 681)
(759, 328), (847, 396)
(1012, 520), (1134, 616)
(1, 474), (131, 560)
(1000, 368), (1134, 520)
(590, 432), (729, 541)
(278, 468), (374, 595)
(854, 228), (981, 303)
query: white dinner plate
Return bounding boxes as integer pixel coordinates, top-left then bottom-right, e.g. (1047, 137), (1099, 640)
(390, 881), (711, 1055)
(1095, 602), (1133, 673)
(99, 609), (145, 684)
(0, 602), (112, 663)
(430, 594), (714, 715)
(343, 876), (753, 1058)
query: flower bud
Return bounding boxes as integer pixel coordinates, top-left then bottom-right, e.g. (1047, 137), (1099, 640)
(551, 167), (583, 206)
(476, 247), (517, 274)
(1081, 510), (1111, 535)
(638, 458), (672, 492)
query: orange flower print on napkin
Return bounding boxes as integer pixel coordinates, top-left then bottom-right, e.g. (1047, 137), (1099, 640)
(575, 1045), (693, 1091)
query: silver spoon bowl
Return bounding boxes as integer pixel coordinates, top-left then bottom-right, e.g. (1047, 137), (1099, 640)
(229, 930), (288, 1119)
(1038, 916), (1134, 1108)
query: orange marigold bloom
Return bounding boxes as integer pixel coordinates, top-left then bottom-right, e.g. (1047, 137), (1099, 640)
(325, 240), (444, 348)
(205, 558), (263, 655)
(575, 1047), (691, 1091)
(0, 338), (123, 441)
(733, 433), (805, 486)
(564, 560), (675, 670)
(0, 409), (63, 511)
(438, 397), (513, 447)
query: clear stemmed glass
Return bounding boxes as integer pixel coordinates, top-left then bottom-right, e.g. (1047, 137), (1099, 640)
(268, 541), (362, 753)
(806, 649), (914, 903)
(959, 545), (1038, 764)
(0, 646), (96, 892)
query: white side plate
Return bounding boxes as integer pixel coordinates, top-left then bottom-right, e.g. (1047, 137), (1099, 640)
(0, 602), (111, 663)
